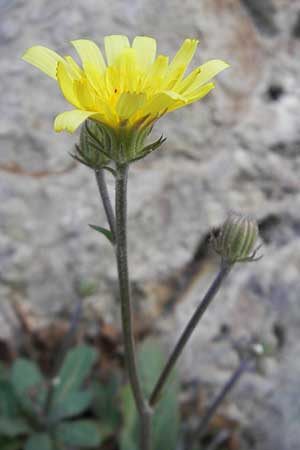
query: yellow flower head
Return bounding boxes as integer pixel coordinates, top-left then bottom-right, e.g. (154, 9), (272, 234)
(22, 35), (229, 135)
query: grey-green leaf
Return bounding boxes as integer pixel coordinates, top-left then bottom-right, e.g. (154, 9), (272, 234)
(49, 389), (92, 421)
(0, 417), (30, 437)
(55, 420), (101, 447)
(0, 438), (23, 450)
(11, 358), (46, 412)
(0, 381), (19, 417)
(152, 383), (179, 450)
(120, 386), (138, 450)
(139, 340), (179, 450)
(91, 377), (121, 430)
(52, 345), (97, 406)
(120, 339), (179, 450)
(89, 224), (114, 243)
(24, 433), (53, 450)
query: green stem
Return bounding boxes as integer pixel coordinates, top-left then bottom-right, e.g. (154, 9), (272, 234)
(95, 168), (116, 243)
(149, 263), (231, 407)
(115, 163), (152, 450)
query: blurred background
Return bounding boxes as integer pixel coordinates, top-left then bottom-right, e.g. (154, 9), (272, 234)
(1, 0), (300, 449)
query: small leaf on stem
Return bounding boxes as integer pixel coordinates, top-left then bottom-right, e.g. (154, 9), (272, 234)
(89, 224), (114, 243)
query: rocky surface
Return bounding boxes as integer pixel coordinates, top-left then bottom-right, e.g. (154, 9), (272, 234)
(1, 0), (300, 449)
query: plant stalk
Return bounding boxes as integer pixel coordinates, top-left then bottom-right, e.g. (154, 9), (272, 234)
(95, 168), (116, 243)
(196, 357), (252, 439)
(149, 263), (231, 407)
(115, 163), (152, 450)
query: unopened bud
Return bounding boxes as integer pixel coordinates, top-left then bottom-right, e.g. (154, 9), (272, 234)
(213, 212), (261, 265)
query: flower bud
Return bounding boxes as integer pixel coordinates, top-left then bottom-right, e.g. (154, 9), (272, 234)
(214, 212), (260, 265)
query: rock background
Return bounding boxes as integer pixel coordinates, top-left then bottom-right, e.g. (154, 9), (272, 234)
(1, 0), (300, 449)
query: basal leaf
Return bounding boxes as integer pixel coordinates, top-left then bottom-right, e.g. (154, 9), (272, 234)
(138, 339), (179, 450)
(0, 437), (23, 450)
(24, 433), (53, 450)
(120, 339), (179, 450)
(119, 385), (138, 450)
(11, 358), (46, 413)
(91, 377), (121, 431)
(0, 381), (19, 417)
(52, 345), (97, 406)
(49, 389), (92, 421)
(0, 416), (30, 437)
(55, 420), (101, 447)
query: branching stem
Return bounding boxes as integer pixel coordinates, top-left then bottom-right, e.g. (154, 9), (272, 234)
(149, 263), (231, 407)
(196, 357), (252, 439)
(115, 163), (152, 450)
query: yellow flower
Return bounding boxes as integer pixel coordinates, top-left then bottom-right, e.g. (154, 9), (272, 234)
(22, 35), (229, 134)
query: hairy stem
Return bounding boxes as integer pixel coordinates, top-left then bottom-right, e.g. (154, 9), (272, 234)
(115, 163), (152, 450)
(196, 358), (252, 439)
(95, 168), (116, 243)
(149, 263), (231, 407)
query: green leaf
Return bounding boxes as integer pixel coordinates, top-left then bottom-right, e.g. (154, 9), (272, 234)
(49, 389), (92, 421)
(55, 420), (101, 447)
(89, 224), (114, 243)
(0, 416), (30, 437)
(138, 339), (165, 397)
(11, 359), (46, 413)
(24, 433), (53, 450)
(120, 386), (138, 450)
(0, 381), (19, 417)
(0, 437), (23, 450)
(52, 345), (97, 406)
(152, 381), (179, 450)
(0, 362), (9, 381)
(138, 340), (179, 450)
(91, 378), (122, 438)
(120, 339), (179, 450)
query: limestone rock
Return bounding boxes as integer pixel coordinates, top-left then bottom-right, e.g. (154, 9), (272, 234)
(1, 0), (299, 448)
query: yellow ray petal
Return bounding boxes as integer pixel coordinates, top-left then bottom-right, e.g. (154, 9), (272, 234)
(116, 92), (146, 120)
(164, 39), (198, 83)
(142, 55), (169, 93)
(132, 36), (157, 72)
(73, 79), (97, 110)
(104, 65), (120, 97)
(116, 48), (139, 92)
(94, 97), (118, 125)
(140, 90), (186, 117)
(64, 56), (83, 79)
(175, 66), (201, 94)
(185, 82), (215, 104)
(83, 61), (107, 98)
(71, 39), (106, 74)
(104, 35), (130, 66)
(184, 60), (230, 96)
(57, 62), (81, 109)
(161, 64), (186, 90)
(54, 110), (102, 133)
(22, 45), (64, 79)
